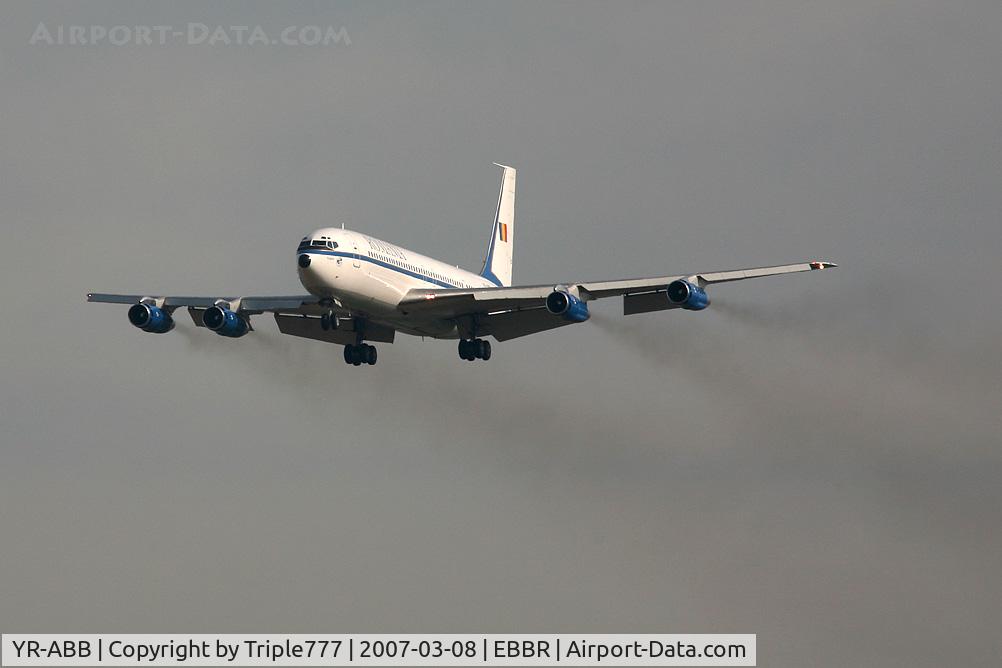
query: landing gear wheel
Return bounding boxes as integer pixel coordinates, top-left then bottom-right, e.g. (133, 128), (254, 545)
(459, 338), (491, 361)
(344, 343), (377, 366)
(345, 344), (360, 365)
(321, 313), (331, 331)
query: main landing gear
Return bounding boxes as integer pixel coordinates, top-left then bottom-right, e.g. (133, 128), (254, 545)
(344, 343), (377, 366)
(458, 338), (491, 361)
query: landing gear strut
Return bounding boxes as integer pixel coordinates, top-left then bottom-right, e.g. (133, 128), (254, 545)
(344, 343), (377, 366)
(458, 338), (491, 361)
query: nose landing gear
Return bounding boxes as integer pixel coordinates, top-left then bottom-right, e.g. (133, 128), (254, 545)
(320, 310), (338, 331)
(458, 338), (491, 361)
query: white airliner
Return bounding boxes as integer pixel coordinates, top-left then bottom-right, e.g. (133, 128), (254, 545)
(88, 164), (836, 365)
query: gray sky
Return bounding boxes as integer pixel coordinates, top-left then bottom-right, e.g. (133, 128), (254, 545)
(1, 2), (1000, 665)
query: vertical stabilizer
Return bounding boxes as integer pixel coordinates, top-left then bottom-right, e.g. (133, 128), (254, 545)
(480, 163), (516, 287)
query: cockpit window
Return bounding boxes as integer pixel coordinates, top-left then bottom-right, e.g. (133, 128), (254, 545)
(298, 237), (338, 252)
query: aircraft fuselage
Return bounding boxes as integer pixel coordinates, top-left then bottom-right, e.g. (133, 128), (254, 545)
(296, 227), (496, 338)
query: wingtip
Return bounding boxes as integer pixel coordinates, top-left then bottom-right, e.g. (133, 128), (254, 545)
(809, 260), (838, 270)
(492, 161), (515, 170)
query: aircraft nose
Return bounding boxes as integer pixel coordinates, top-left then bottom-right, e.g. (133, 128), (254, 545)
(297, 253), (311, 268)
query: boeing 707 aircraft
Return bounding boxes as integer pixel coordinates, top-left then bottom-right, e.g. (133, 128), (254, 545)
(88, 164), (836, 366)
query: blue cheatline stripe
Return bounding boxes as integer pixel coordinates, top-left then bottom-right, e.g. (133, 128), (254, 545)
(481, 267), (503, 287)
(300, 250), (465, 290)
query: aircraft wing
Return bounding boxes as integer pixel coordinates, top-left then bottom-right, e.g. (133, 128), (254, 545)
(85, 292), (397, 342)
(577, 260), (837, 297)
(398, 260), (836, 340)
(86, 293), (322, 312)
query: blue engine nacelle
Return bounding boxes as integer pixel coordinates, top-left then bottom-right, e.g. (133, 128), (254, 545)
(127, 303), (175, 333)
(666, 279), (710, 310)
(545, 290), (590, 322)
(202, 305), (249, 338)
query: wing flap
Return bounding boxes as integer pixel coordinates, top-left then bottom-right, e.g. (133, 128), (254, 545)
(481, 308), (576, 341)
(398, 286), (555, 319)
(240, 296), (320, 311)
(623, 291), (677, 315)
(273, 314), (395, 344)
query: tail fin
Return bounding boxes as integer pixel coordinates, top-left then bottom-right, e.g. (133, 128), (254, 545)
(480, 163), (516, 287)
